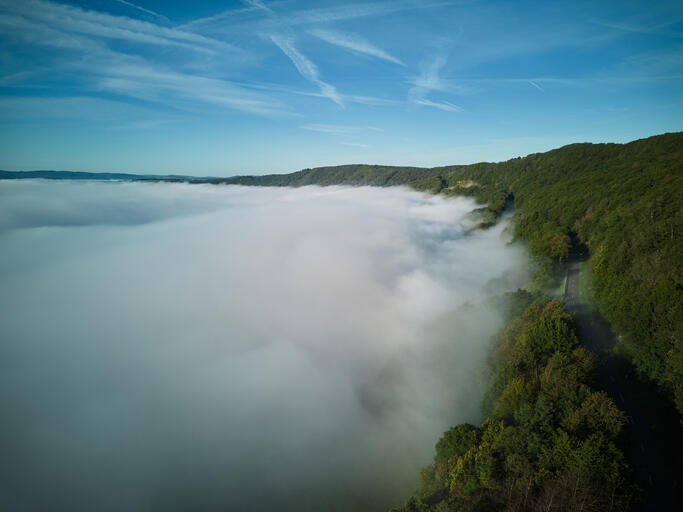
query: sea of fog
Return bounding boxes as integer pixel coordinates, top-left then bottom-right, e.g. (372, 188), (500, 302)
(0, 180), (528, 511)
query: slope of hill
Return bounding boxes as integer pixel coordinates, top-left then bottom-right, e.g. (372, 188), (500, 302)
(205, 164), (441, 187)
(0, 170), (197, 180)
(394, 293), (635, 512)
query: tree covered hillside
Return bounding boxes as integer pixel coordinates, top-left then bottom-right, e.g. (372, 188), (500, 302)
(393, 293), (633, 512)
(430, 133), (683, 414)
(210, 164), (441, 187)
(222, 132), (683, 414)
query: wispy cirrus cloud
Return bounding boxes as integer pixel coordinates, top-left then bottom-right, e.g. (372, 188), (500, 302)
(301, 124), (359, 134)
(241, 0), (274, 14)
(175, 5), (257, 31)
(0, 95), (181, 131)
(589, 16), (683, 37)
(280, 87), (399, 106)
(409, 56), (456, 94)
(300, 123), (382, 134)
(181, 0), (454, 32)
(408, 55), (470, 110)
(0, 0), (238, 54)
(0, 13), (94, 52)
(113, 0), (170, 22)
(415, 98), (462, 112)
(527, 79), (544, 91)
(270, 34), (342, 106)
(341, 141), (370, 148)
(301, 124), (379, 149)
(344, 94), (400, 106)
(279, 0), (455, 26)
(89, 56), (292, 117)
(309, 29), (404, 65)
(0, 0), (292, 117)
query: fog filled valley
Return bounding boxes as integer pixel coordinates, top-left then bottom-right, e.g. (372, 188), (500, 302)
(1, 0), (680, 506)
(0, 180), (530, 511)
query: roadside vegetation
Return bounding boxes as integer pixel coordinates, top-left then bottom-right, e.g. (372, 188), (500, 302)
(392, 292), (634, 512)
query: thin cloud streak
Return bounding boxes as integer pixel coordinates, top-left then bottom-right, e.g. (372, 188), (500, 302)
(0, 0), (290, 117)
(589, 17), (683, 37)
(345, 94), (401, 106)
(174, 6), (256, 30)
(300, 124), (383, 136)
(415, 98), (463, 112)
(301, 124), (359, 134)
(309, 29), (404, 65)
(292, 89), (399, 106)
(527, 79), (544, 91)
(282, 0), (456, 26)
(270, 34), (343, 106)
(91, 59), (292, 117)
(180, 0), (455, 31)
(408, 56), (470, 109)
(413, 56), (448, 91)
(341, 141), (370, 148)
(113, 0), (170, 22)
(241, 0), (274, 14)
(408, 56), (471, 96)
(0, 0), (239, 54)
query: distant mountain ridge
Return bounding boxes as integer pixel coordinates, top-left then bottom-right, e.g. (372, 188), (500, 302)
(0, 170), (200, 181)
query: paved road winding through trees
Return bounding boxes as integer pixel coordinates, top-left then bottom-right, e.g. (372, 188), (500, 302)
(563, 261), (681, 509)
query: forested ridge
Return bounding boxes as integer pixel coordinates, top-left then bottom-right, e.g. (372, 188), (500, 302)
(394, 293), (634, 511)
(221, 132), (683, 416)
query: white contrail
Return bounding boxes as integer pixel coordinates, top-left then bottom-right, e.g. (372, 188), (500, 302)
(310, 29), (404, 65)
(113, 0), (170, 22)
(270, 34), (343, 106)
(527, 79), (544, 91)
(415, 98), (463, 112)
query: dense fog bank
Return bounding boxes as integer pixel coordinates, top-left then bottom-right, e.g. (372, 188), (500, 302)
(0, 180), (527, 511)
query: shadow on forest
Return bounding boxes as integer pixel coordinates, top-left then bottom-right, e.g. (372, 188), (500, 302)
(564, 253), (681, 510)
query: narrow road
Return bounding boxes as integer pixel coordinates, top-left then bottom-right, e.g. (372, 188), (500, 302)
(563, 261), (681, 509)
(563, 261), (580, 309)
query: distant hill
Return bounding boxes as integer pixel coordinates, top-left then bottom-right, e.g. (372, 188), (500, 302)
(0, 170), (197, 181)
(214, 164), (444, 187)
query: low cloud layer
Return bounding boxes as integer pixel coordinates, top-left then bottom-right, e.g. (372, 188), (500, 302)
(0, 180), (527, 511)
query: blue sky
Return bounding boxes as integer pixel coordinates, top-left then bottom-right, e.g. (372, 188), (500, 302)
(0, 0), (681, 176)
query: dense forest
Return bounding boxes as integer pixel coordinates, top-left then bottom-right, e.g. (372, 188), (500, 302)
(220, 132), (683, 417)
(393, 292), (634, 511)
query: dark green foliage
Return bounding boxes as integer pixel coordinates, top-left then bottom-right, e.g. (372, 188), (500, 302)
(413, 175), (447, 194)
(216, 164), (438, 187)
(397, 299), (633, 512)
(220, 132), (682, 413)
(437, 133), (683, 414)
